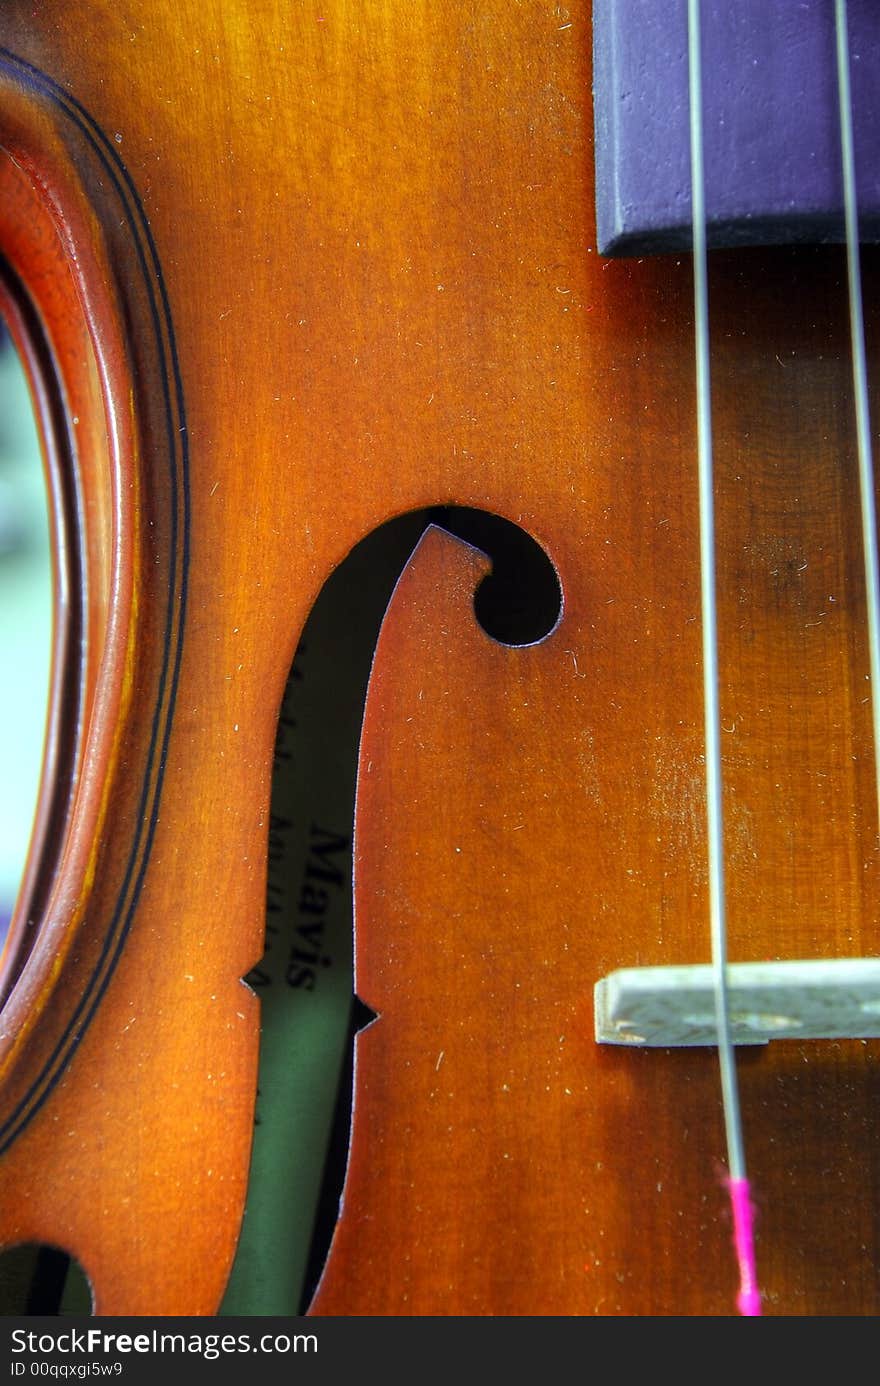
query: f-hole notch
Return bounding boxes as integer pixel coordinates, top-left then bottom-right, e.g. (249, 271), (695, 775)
(221, 507), (561, 1316)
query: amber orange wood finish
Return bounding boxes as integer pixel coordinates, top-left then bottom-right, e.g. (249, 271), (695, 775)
(0, 1), (877, 1315)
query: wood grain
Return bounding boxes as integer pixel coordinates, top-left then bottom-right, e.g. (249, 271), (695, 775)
(0, 1), (876, 1314)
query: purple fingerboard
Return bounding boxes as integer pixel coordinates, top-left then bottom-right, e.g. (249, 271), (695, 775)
(593, 0), (880, 256)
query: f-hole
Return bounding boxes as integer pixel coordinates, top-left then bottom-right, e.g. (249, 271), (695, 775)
(221, 508), (561, 1315)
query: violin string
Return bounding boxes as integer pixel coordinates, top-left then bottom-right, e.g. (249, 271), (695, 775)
(834, 0), (880, 823)
(687, 0), (761, 1316)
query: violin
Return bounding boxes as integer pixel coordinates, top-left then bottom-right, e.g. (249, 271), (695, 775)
(0, 0), (877, 1316)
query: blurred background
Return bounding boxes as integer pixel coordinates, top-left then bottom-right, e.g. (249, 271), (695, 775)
(0, 321), (51, 946)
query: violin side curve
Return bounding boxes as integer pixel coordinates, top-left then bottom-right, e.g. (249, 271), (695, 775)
(0, 55), (257, 1316)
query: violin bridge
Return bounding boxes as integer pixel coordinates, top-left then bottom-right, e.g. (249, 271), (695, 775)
(594, 958), (880, 1047)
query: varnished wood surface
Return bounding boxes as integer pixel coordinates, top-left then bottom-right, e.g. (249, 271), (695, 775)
(0, 2), (876, 1314)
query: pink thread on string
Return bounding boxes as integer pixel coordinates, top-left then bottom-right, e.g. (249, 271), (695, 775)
(727, 1176), (762, 1315)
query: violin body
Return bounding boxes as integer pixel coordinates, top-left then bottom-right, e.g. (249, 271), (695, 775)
(0, 0), (877, 1315)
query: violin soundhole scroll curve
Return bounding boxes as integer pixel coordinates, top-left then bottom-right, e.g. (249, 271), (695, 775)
(219, 508), (563, 1316)
(0, 0), (877, 1318)
(309, 524), (578, 1315)
(0, 54), (259, 1314)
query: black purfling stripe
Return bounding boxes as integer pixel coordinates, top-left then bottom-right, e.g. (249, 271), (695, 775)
(0, 46), (191, 1152)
